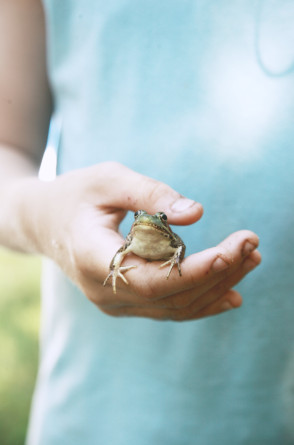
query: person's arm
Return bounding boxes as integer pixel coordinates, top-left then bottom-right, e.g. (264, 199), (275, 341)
(0, 0), (261, 321)
(0, 0), (52, 170)
(0, 0), (52, 251)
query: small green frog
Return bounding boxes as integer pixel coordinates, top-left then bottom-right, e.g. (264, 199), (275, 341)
(103, 210), (186, 294)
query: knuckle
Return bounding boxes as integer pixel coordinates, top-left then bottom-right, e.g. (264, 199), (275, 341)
(145, 179), (176, 205)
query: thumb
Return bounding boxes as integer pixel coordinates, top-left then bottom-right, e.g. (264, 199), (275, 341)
(98, 162), (203, 225)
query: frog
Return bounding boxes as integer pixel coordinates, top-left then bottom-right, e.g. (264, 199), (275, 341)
(103, 210), (186, 294)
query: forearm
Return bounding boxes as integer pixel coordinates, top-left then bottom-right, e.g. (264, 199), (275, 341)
(0, 144), (45, 253)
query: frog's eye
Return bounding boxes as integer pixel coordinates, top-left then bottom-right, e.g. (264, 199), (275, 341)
(134, 210), (145, 218)
(160, 213), (168, 221)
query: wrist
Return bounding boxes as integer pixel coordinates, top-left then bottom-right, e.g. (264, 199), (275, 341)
(0, 176), (49, 254)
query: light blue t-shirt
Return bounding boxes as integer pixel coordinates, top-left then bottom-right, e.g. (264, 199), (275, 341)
(27, 1), (294, 444)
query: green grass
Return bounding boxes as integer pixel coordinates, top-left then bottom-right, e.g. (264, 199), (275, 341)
(0, 248), (41, 445)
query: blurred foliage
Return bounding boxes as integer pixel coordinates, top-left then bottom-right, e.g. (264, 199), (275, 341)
(0, 248), (41, 445)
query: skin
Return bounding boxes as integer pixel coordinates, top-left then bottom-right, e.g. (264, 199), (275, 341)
(0, 0), (261, 321)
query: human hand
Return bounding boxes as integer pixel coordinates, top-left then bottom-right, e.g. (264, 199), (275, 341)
(31, 162), (261, 321)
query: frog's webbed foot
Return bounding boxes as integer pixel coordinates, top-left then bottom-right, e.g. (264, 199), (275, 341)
(159, 247), (184, 279)
(103, 265), (137, 294)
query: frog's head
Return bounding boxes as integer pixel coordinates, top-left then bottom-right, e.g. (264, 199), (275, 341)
(133, 210), (170, 232)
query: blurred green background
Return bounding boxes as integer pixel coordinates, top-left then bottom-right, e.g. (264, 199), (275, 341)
(0, 248), (41, 445)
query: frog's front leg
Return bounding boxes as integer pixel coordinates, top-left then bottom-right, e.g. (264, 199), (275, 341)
(103, 243), (136, 294)
(159, 244), (185, 279)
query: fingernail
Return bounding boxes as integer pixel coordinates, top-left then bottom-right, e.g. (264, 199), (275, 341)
(220, 301), (234, 311)
(171, 198), (199, 213)
(243, 258), (258, 273)
(211, 255), (231, 272)
(242, 240), (257, 257)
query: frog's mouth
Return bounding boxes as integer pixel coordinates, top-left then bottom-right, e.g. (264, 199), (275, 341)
(133, 222), (166, 235)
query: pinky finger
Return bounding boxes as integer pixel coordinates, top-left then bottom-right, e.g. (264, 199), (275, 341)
(192, 289), (242, 320)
